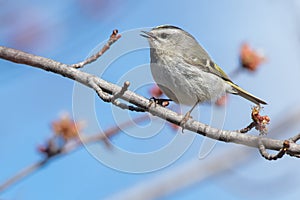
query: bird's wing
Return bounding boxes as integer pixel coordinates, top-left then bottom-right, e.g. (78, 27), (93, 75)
(183, 56), (267, 105)
(183, 55), (232, 82)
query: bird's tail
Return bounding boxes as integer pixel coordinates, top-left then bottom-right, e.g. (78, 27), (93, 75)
(226, 81), (267, 105)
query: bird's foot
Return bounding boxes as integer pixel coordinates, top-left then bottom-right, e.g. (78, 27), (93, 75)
(180, 111), (193, 133)
(148, 97), (172, 108)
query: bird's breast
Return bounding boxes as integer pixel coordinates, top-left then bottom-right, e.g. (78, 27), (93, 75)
(150, 55), (230, 105)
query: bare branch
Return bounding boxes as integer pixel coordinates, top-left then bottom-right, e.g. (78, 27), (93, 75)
(106, 150), (248, 200)
(258, 137), (288, 160)
(0, 160), (46, 192)
(258, 133), (300, 159)
(88, 77), (145, 112)
(286, 133), (300, 158)
(88, 76), (113, 102)
(111, 81), (130, 101)
(71, 29), (121, 69)
(290, 133), (300, 142)
(239, 121), (256, 133)
(0, 45), (300, 159)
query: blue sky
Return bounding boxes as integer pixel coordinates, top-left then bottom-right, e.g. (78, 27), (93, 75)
(1, 1), (300, 199)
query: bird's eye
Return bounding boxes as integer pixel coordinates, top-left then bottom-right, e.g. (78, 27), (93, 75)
(160, 33), (168, 39)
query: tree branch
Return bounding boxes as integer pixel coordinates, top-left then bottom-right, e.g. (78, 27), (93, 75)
(0, 161), (46, 193)
(0, 114), (150, 192)
(71, 29), (121, 69)
(1, 45), (300, 159)
(106, 150), (248, 200)
(106, 107), (300, 199)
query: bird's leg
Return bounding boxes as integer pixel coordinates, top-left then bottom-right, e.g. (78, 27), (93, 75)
(180, 100), (199, 132)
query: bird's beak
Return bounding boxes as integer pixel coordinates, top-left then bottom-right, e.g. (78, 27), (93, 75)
(140, 31), (156, 40)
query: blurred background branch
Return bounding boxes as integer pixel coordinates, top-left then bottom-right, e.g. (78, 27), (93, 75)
(106, 105), (300, 200)
(0, 114), (150, 193)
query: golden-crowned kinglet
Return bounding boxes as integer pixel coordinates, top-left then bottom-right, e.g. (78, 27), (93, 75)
(141, 25), (267, 117)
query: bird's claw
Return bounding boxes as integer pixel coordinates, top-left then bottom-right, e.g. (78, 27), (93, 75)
(148, 97), (172, 108)
(180, 111), (193, 133)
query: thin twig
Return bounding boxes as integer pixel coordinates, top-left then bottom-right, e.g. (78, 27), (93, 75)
(71, 29), (121, 69)
(0, 160), (47, 192)
(111, 81), (130, 101)
(0, 114), (150, 193)
(290, 133), (300, 142)
(285, 133), (300, 158)
(258, 133), (300, 160)
(286, 152), (300, 158)
(258, 137), (289, 160)
(88, 76), (112, 102)
(239, 121), (256, 133)
(110, 81), (146, 112)
(88, 78), (145, 112)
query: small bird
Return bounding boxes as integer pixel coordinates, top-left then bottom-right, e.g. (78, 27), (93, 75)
(141, 25), (267, 121)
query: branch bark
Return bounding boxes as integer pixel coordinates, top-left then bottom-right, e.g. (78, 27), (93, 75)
(1, 45), (300, 158)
